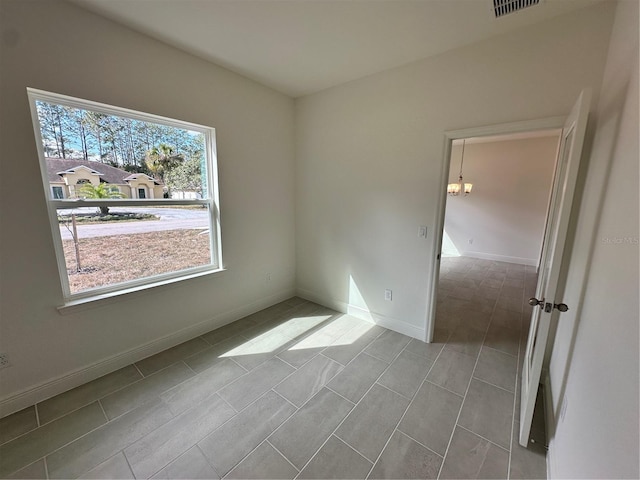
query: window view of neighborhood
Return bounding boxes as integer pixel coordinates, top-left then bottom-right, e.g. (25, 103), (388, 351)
(32, 96), (216, 297)
(36, 100), (207, 200)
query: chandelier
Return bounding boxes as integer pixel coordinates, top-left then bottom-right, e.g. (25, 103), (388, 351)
(447, 139), (473, 196)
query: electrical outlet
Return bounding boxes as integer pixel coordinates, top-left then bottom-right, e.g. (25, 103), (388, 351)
(384, 289), (393, 301)
(265, 272), (272, 283)
(468, 238), (474, 245)
(418, 226), (427, 238)
(0, 353), (11, 370)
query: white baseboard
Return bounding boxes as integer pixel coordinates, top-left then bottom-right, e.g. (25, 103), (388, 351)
(461, 250), (537, 266)
(0, 288), (295, 418)
(296, 288), (427, 341)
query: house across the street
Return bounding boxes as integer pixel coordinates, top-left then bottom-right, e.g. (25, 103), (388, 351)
(46, 157), (164, 199)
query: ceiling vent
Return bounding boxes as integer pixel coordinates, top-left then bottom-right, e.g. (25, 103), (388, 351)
(493, 0), (540, 18)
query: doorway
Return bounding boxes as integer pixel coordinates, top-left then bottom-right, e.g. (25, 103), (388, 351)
(437, 131), (561, 334)
(426, 117), (567, 343)
(426, 90), (592, 452)
(424, 121), (564, 456)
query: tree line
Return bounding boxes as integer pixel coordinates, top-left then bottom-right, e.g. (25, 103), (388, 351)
(36, 101), (206, 196)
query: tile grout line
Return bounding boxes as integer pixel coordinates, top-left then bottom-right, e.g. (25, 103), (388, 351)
(182, 359), (199, 375)
(456, 423), (511, 452)
(132, 362), (145, 378)
(482, 343), (520, 358)
(290, 334), (413, 477)
(0, 423), (39, 448)
(217, 391), (241, 414)
(214, 313), (381, 407)
(266, 439), (301, 474)
(364, 338), (445, 479)
(121, 450), (136, 478)
(216, 389), (290, 443)
(67, 378), (244, 477)
(122, 307), (327, 477)
(15, 411), (111, 478)
(227, 356), (249, 373)
(35, 365), (147, 428)
(471, 373), (518, 395)
(38, 381), (133, 428)
(435, 288), (498, 480)
(195, 444), (222, 479)
(205, 390), (302, 478)
(394, 429), (444, 460)
(195, 321), (365, 477)
(422, 378), (465, 399)
(97, 399), (109, 422)
(332, 431), (376, 463)
(43, 456), (50, 480)
(335, 434), (376, 466)
(372, 380), (414, 402)
(323, 386), (356, 406)
(269, 388), (302, 411)
(188, 313), (384, 476)
(1, 300), (312, 477)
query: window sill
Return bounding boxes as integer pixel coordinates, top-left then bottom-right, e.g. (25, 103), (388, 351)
(57, 267), (226, 315)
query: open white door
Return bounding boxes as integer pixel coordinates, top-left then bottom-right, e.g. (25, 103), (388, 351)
(519, 89), (591, 447)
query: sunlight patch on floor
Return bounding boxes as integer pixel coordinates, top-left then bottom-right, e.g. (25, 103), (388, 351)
(220, 315), (331, 356)
(288, 314), (370, 351)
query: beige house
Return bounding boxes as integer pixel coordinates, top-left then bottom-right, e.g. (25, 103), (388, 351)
(46, 157), (164, 199)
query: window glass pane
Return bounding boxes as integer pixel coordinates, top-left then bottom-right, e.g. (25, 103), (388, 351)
(30, 89), (220, 300)
(34, 100), (208, 201)
(58, 205), (212, 295)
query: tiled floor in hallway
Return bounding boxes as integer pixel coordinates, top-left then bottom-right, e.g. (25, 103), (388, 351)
(0, 257), (547, 479)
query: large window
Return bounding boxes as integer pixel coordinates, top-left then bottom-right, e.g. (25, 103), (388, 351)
(28, 88), (222, 303)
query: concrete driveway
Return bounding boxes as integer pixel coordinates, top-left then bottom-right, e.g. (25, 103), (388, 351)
(58, 207), (209, 240)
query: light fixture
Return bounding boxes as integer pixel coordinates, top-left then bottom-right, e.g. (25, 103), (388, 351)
(447, 139), (473, 196)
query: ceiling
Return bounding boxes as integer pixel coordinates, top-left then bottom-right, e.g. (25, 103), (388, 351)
(70, 0), (603, 98)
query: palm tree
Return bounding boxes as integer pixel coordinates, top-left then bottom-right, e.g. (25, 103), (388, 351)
(145, 143), (184, 182)
(76, 182), (124, 215)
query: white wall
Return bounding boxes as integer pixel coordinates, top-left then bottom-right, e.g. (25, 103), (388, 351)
(295, 3), (614, 339)
(546, 0), (639, 477)
(0, 0), (295, 414)
(443, 136), (558, 265)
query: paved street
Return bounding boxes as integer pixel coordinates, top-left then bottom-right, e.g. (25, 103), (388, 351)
(58, 207), (209, 240)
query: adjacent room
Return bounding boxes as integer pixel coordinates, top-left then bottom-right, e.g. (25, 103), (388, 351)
(0, 0), (637, 479)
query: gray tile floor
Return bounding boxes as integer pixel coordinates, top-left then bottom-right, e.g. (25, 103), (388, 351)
(0, 257), (547, 479)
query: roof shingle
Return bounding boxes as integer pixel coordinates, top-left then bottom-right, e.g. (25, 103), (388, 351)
(45, 157), (160, 185)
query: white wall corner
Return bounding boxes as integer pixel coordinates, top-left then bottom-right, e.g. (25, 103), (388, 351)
(296, 287), (427, 341)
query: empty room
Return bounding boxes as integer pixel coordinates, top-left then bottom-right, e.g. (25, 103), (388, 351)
(0, 0), (637, 479)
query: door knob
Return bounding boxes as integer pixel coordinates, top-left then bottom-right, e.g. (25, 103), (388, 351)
(554, 303), (569, 312)
(528, 297), (544, 307)
(529, 297), (569, 313)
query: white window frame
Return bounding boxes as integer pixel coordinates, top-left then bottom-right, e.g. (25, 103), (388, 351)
(27, 88), (223, 307)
